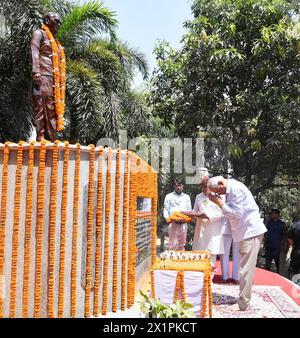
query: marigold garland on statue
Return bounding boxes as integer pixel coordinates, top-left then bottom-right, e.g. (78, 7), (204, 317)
(9, 141), (24, 317)
(22, 142), (35, 317)
(58, 141), (69, 318)
(102, 149), (112, 315)
(71, 143), (81, 318)
(93, 147), (104, 317)
(34, 141), (46, 318)
(85, 145), (95, 318)
(42, 25), (66, 132)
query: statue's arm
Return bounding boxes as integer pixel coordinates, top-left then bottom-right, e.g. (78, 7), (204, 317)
(31, 29), (42, 82)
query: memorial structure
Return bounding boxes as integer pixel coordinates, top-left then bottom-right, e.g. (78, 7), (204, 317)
(0, 141), (158, 318)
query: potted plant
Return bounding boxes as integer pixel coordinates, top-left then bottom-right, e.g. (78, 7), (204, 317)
(139, 291), (196, 318)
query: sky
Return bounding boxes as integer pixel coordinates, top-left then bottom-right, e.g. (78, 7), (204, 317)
(80, 0), (193, 88)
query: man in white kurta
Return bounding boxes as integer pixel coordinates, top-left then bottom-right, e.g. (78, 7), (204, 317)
(163, 178), (192, 250)
(220, 219), (241, 283)
(208, 176), (267, 311)
(192, 176), (225, 269)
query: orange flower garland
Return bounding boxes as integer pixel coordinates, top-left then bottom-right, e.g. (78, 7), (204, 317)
(102, 149), (112, 315)
(22, 142), (35, 318)
(0, 142), (9, 318)
(42, 25), (66, 132)
(112, 149), (121, 312)
(47, 140), (59, 317)
(151, 192), (158, 266)
(121, 151), (129, 311)
(9, 141), (24, 317)
(58, 141), (69, 318)
(127, 153), (137, 307)
(93, 147), (104, 317)
(85, 145), (95, 318)
(34, 141), (46, 318)
(201, 271), (208, 318)
(173, 271), (186, 303)
(166, 211), (193, 224)
(152, 258), (212, 318)
(71, 143), (81, 318)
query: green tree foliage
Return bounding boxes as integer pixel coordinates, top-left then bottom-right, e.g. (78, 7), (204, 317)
(150, 0), (300, 199)
(0, 0), (149, 144)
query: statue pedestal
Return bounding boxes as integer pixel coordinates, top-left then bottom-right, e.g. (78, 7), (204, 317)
(0, 142), (157, 318)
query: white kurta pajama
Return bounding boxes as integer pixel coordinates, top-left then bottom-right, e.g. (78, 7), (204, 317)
(163, 191), (192, 250)
(192, 193), (225, 270)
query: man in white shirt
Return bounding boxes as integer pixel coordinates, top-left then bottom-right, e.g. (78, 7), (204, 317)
(207, 176), (267, 311)
(163, 178), (192, 250)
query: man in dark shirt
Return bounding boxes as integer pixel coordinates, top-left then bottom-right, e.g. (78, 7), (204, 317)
(288, 220), (300, 275)
(264, 209), (286, 273)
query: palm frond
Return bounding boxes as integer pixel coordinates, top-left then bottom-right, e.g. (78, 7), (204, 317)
(65, 60), (105, 144)
(57, 0), (117, 46)
(115, 41), (149, 80)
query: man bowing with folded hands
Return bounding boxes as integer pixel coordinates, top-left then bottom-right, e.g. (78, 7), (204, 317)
(207, 176), (267, 311)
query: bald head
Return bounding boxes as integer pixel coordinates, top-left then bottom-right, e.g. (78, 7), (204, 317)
(43, 12), (62, 36)
(200, 175), (209, 194)
(207, 176), (227, 195)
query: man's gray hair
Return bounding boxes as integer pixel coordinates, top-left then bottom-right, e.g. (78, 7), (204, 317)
(208, 176), (224, 189)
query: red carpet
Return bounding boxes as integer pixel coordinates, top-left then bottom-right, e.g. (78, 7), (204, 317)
(214, 261), (300, 307)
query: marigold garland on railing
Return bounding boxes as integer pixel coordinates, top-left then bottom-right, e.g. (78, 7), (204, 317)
(22, 142), (35, 318)
(41, 25), (66, 132)
(9, 141), (24, 317)
(85, 145), (95, 318)
(127, 153), (137, 307)
(121, 151), (129, 311)
(58, 141), (69, 318)
(48, 140), (59, 318)
(112, 149), (121, 312)
(71, 143), (81, 318)
(34, 141), (46, 318)
(0, 142), (9, 318)
(93, 147), (104, 317)
(151, 192), (158, 266)
(102, 149), (112, 315)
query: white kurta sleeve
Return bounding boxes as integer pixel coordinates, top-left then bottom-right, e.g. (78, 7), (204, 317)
(221, 188), (244, 222)
(163, 195), (170, 220)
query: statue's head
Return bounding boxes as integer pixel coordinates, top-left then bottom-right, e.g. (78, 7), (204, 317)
(43, 12), (62, 36)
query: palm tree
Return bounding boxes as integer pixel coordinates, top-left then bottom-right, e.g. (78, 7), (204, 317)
(0, 0), (150, 144)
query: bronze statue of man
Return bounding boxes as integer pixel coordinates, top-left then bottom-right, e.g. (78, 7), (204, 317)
(31, 12), (66, 142)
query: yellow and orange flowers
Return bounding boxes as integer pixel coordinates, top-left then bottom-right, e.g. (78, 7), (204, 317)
(58, 141), (69, 318)
(85, 145), (95, 318)
(166, 211), (193, 224)
(34, 141), (46, 318)
(23, 142), (35, 318)
(10, 141), (24, 317)
(102, 148), (112, 315)
(152, 257), (212, 318)
(93, 147), (103, 317)
(42, 25), (66, 132)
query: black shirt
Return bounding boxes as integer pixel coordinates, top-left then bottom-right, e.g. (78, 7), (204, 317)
(288, 221), (300, 252)
(265, 219), (286, 249)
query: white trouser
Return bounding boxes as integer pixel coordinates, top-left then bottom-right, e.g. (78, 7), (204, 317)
(211, 254), (217, 280)
(220, 234), (241, 281)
